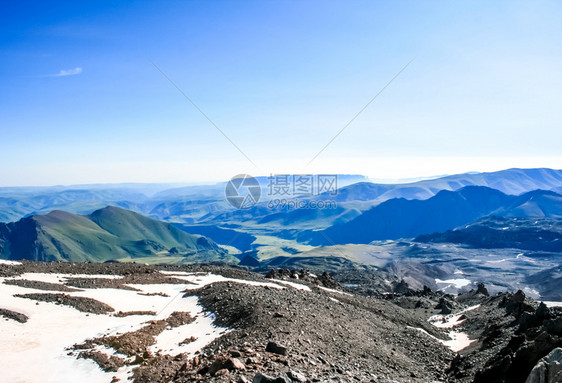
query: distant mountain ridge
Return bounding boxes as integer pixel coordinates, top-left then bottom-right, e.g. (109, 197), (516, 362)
(1, 168), (561, 233)
(201, 168), (562, 230)
(314, 168), (562, 203)
(416, 216), (562, 252)
(494, 189), (562, 218)
(0, 206), (232, 263)
(300, 186), (562, 245)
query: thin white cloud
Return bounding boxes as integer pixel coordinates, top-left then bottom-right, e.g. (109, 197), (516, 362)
(51, 67), (82, 77)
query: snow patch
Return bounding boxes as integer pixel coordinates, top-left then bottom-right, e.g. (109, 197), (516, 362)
(409, 327), (476, 353)
(435, 278), (471, 289)
(0, 259), (22, 265)
(318, 286), (352, 296)
(426, 305), (480, 352)
(159, 270), (193, 276)
(429, 313), (467, 329)
(149, 310), (228, 356)
(428, 304), (481, 328)
(443, 331), (476, 352)
(271, 279), (311, 291)
(163, 272), (286, 290)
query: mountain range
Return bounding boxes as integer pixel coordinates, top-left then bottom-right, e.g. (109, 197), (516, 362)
(314, 167), (562, 203)
(1, 169), (561, 228)
(1, 168), (562, 268)
(300, 186), (562, 245)
(0, 206), (232, 263)
(203, 168), (562, 230)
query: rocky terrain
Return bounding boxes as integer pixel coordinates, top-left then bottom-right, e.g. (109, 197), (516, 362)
(1, 261), (561, 382)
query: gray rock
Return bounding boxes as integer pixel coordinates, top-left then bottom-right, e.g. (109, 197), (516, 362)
(288, 370), (307, 382)
(525, 347), (562, 383)
(476, 283), (489, 296)
(545, 317), (562, 336)
(435, 297), (453, 315)
(265, 341), (288, 356)
(253, 373), (292, 383)
(505, 290), (535, 318)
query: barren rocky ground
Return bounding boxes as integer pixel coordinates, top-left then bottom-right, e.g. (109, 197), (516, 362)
(1, 261), (561, 383)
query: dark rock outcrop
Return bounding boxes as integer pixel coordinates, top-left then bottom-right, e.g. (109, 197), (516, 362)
(525, 347), (562, 383)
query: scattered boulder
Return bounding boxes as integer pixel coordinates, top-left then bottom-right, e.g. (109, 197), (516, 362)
(519, 303), (552, 331)
(436, 297), (454, 315)
(253, 373), (292, 383)
(208, 355), (246, 376)
(179, 336), (197, 345)
(287, 370), (307, 382)
(476, 283), (489, 296)
(545, 317), (562, 336)
(504, 290), (536, 318)
(229, 358), (246, 370)
(214, 368), (229, 376)
(266, 341), (288, 356)
(525, 347), (562, 383)
(393, 280), (414, 295)
(318, 272), (339, 289)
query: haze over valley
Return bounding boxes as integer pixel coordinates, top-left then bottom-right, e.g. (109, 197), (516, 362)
(2, 1), (562, 382)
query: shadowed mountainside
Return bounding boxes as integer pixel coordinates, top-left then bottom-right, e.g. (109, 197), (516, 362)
(417, 216), (562, 252)
(300, 187), (562, 245)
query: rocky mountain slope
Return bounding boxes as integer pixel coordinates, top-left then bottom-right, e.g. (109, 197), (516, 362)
(1, 261), (561, 383)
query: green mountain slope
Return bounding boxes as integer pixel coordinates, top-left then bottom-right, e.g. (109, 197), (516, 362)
(0, 206), (234, 263)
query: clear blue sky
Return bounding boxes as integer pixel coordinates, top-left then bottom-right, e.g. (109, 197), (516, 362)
(1, 0), (561, 186)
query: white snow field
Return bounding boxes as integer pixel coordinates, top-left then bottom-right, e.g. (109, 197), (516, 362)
(0, 271), (291, 383)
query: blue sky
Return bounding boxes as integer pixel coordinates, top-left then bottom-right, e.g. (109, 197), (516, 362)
(1, 0), (561, 186)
